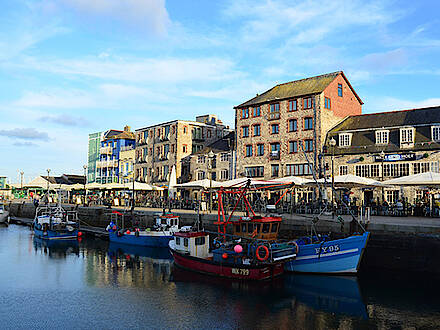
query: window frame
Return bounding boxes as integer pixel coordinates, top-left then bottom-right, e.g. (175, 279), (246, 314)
(242, 126), (249, 138)
(271, 123), (279, 134)
(252, 106), (261, 117)
(432, 126), (440, 142)
(288, 119), (297, 132)
(375, 130), (389, 145)
(338, 83), (343, 97)
(304, 139), (314, 152)
(304, 117), (313, 130)
(245, 144), (253, 157)
(270, 103), (280, 113)
(289, 140), (298, 154)
(338, 133), (352, 147)
(288, 99), (298, 112)
(253, 124), (261, 137)
(257, 143), (264, 156)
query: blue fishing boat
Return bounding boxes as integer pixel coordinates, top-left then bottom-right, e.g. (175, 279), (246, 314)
(284, 232), (369, 274)
(33, 204), (80, 240)
(108, 213), (180, 247)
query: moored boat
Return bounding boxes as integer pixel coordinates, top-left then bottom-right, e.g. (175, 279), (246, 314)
(0, 203), (9, 224)
(108, 213), (180, 247)
(33, 204), (80, 240)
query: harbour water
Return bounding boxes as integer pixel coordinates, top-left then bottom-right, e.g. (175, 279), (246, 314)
(1, 224), (440, 329)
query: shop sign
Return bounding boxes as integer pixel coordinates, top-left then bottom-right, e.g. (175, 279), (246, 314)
(374, 153), (416, 162)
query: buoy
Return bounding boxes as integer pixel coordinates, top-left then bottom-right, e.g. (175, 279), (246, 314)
(234, 245), (243, 253)
(112, 225), (117, 230)
(222, 253), (228, 259)
(78, 237), (83, 243)
(126, 230), (131, 234)
(78, 231), (83, 237)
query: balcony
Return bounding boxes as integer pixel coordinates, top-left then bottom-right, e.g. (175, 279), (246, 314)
(268, 112), (280, 121)
(269, 150), (280, 160)
(160, 133), (170, 142)
(100, 146), (112, 154)
(97, 160), (118, 168)
(120, 145), (135, 152)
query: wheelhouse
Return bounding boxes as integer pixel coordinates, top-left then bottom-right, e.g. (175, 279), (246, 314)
(173, 231), (210, 258)
(155, 213), (180, 230)
(232, 216), (281, 240)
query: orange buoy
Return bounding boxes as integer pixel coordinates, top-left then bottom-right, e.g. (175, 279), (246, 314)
(126, 230), (131, 234)
(222, 253), (228, 259)
(78, 231), (83, 237)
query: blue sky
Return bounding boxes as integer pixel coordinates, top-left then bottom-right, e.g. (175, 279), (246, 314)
(1, 0), (440, 183)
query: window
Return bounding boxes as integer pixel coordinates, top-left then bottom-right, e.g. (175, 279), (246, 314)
(271, 124), (279, 134)
(288, 119), (297, 132)
(339, 133), (352, 147)
(288, 100), (297, 112)
(253, 106), (261, 117)
(324, 97), (331, 109)
(270, 103), (280, 113)
(303, 97), (314, 109)
(242, 108), (249, 119)
(376, 130), (389, 145)
(183, 145), (187, 153)
(262, 224), (270, 233)
(235, 224), (241, 233)
(271, 164), (279, 177)
(304, 139), (314, 152)
(286, 163), (313, 176)
(246, 145), (253, 157)
(197, 171), (206, 180)
(257, 144), (264, 156)
(400, 128), (414, 144)
(242, 126), (249, 137)
(176, 237), (180, 245)
(270, 142), (280, 153)
(339, 165), (348, 175)
(220, 169), (229, 180)
(253, 124), (261, 136)
(245, 166), (264, 177)
(195, 237), (205, 245)
(338, 83), (343, 97)
(289, 141), (297, 153)
(383, 163), (410, 177)
(183, 126), (187, 134)
(355, 165), (370, 177)
(197, 156), (206, 164)
(431, 161), (439, 173)
(271, 223), (279, 233)
(385, 190), (399, 204)
(220, 153), (230, 162)
(184, 238), (189, 247)
(304, 117), (313, 130)
(432, 126), (440, 141)
(413, 162), (430, 174)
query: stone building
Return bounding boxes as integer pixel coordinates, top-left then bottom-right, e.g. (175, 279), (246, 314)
(324, 106), (440, 204)
(234, 71), (362, 180)
(135, 115), (230, 185)
(181, 131), (235, 183)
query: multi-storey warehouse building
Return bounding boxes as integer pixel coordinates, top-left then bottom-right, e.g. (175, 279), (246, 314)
(234, 71), (363, 180)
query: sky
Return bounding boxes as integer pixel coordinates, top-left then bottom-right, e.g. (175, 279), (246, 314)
(1, 0), (440, 183)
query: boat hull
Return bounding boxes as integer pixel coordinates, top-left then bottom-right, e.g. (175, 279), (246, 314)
(170, 248), (284, 280)
(109, 232), (173, 247)
(0, 211), (9, 224)
(34, 227), (78, 240)
(285, 232), (370, 274)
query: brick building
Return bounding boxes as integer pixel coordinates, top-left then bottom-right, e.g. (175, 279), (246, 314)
(324, 106), (440, 204)
(181, 131), (235, 183)
(135, 115), (230, 185)
(234, 71), (362, 180)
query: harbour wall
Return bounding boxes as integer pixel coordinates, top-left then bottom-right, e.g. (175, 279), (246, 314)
(7, 202), (440, 275)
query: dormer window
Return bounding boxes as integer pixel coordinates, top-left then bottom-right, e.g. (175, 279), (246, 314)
(432, 126), (440, 141)
(339, 133), (352, 147)
(376, 130), (389, 145)
(400, 127), (414, 145)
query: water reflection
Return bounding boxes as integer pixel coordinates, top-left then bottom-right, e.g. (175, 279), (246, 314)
(33, 237), (79, 258)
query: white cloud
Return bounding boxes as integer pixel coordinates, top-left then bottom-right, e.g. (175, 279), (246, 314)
(59, 0), (171, 36)
(13, 90), (96, 109)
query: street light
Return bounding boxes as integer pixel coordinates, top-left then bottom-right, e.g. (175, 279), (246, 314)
(329, 137), (337, 217)
(46, 168), (51, 204)
(83, 165), (87, 206)
(380, 150), (385, 203)
(208, 150), (215, 212)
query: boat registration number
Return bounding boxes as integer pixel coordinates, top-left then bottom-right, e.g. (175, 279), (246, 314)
(315, 244), (340, 254)
(232, 268), (249, 276)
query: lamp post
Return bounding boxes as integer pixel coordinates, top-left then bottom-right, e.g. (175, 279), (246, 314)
(329, 137), (336, 217)
(46, 168), (51, 204)
(208, 150), (215, 212)
(83, 165), (87, 206)
(380, 150), (385, 203)
(20, 171), (24, 198)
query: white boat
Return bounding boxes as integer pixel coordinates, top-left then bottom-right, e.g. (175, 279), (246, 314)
(0, 203), (9, 224)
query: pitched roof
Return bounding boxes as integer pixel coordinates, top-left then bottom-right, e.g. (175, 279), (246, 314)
(330, 106), (440, 133)
(114, 131), (135, 140)
(235, 71), (352, 108)
(195, 131), (235, 154)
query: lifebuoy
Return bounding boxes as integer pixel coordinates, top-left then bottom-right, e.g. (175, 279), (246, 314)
(256, 245), (269, 261)
(289, 241), (300, 254)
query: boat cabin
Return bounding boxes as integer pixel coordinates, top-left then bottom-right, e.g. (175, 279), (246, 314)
(232, 216), (281, 240)
(155, 213), (180, 230)
(173, 231), (210, 258)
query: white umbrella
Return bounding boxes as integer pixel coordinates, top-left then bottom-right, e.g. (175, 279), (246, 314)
(219, 177), (279, 188)
(174, 179), (222, 189)
(105, 182), (125, 190)
(383, 171), (440, 186)
(69, 183), (85, 190)
(313, 174), (384, 188)
(86, 182), (104, 190)
(130, 181), (155, 191)
(271, 176), (313, 185)
(168, 165), (177, 197)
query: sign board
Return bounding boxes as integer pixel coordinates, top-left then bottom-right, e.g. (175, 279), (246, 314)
(374, 153), (416, 162)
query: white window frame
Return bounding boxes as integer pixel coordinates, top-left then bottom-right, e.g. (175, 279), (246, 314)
(400, 127), (415, 145)
(375, 130), (389, 145)
(339, 165), (348, 176)
(338, 133), (352, 147)
(432, 126), (440, 142)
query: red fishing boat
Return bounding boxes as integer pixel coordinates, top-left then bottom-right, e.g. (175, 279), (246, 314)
(169, 183), (298, 280)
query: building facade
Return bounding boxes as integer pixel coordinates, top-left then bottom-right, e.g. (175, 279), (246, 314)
(181, 131), (235, 183)
(135, 115), (230, 185)
(325, 106), (440, 204)
(97, 126), (135, 184)
(234, 72), (363, 180)
(119, 147), (135, 184)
